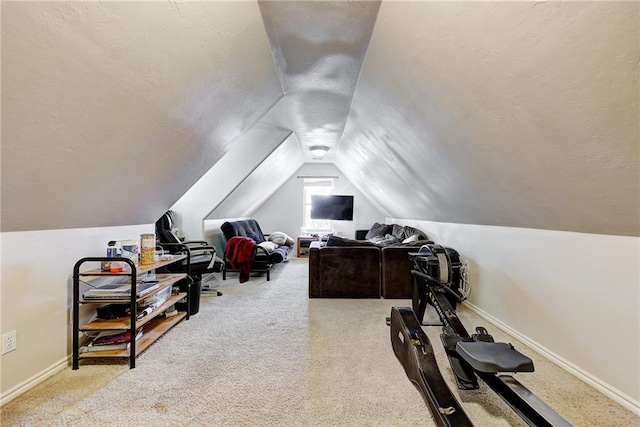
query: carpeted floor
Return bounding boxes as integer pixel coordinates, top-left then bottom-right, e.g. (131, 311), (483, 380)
(1, 258), (638, 426)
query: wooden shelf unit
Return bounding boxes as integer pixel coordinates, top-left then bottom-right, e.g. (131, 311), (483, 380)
(72, 254), (192, 369)
(297, 236), (319, 258)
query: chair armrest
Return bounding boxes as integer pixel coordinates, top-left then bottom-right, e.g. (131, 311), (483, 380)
(183, 240), (213, 248)
(157, 242), (188, 253)
(159, 242), (216, 256)
(187, 245), (217, 258)
(190, 245), (216, 253)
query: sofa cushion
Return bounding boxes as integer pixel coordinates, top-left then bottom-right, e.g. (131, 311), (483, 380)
(403, 225), (426, 240)
(402, 234), (419, 244)
(267, 245), (290, 263)
(221, 219), (266, 244)
(390, 224), (427, 241)
(326, 235), (377, 247)
(365, 222), (392, 239)
(390, 224), (405, 240)
(369, 234), (401, 247)
(258, 241), (278, 252)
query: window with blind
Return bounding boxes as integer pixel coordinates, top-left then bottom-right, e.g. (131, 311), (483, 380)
(303, 178), (333, 233)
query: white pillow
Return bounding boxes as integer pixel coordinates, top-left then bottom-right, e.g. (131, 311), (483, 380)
(268, 231), (295, 246)
(402, 234), (419, 244)
(258, 241), (278, 252)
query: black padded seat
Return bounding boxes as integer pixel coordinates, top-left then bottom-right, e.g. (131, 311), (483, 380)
(455, 341), (534, 373)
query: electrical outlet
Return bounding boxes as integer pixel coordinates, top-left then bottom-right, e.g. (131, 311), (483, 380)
(2, 331), (17, 354)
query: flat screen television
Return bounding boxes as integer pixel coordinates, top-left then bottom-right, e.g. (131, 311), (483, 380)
(311, 195), (354, 221)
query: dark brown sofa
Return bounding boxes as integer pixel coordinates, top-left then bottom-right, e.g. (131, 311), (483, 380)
(308, 223), (431, 298)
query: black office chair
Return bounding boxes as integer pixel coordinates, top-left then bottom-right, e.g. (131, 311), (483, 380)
(155, 211), (223, 313)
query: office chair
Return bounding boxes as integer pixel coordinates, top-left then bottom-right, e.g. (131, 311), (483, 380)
(155, 211), (223, 314)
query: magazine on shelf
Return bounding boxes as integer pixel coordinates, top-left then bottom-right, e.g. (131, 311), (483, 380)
(90, 329), (140, 345)
(82, 276), (160, 300)
(80, 329), (143, 352)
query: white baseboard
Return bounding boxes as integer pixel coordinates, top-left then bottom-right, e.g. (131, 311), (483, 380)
(1, 356), (70, 406)
(463, 302), (640, 416)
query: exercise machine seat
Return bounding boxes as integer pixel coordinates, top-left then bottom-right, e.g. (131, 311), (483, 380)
(456, 341), (534, 373)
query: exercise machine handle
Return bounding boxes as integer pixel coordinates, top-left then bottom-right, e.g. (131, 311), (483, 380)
(411, 269), (465, 303)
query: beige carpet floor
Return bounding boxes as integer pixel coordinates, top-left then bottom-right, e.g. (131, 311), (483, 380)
(1, 258), (638, 426)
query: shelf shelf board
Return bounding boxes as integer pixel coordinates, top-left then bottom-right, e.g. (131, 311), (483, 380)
(80, 292), (187, 330)
(78, 255), (187, 276)
(79, 273), (187, 305)
(79, 313), (187, 359)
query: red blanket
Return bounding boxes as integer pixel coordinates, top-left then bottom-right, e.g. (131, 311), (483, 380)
(225, 236), (256, 283)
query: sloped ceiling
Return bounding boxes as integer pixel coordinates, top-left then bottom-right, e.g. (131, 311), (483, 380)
(2, 1), (638, 237)
(337, 1), (639, 236)
(1, 1), (282, 231)
(177, 0), (380, 221)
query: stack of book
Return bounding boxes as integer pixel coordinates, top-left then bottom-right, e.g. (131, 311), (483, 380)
(80, 329), (143, 353)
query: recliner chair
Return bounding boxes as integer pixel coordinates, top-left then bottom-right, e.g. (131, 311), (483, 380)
(155, 211), (223, 313)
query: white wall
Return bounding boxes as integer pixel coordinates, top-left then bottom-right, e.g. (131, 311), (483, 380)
(252, 163), (386, 243)
(171, 123), (291, 240)
(0, 225), (153, 403)
(207, 133), (304, 220)
(390, 218), (640, 413)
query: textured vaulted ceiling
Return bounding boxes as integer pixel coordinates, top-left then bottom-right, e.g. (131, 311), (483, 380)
(337, 1), (638, 236)
(1, 1), (282, 231)
(258, 0), (380, 162)
(1, 1), (638, 237)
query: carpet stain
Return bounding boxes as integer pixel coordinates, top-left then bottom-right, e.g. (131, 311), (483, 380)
(151, 402), (168, 413)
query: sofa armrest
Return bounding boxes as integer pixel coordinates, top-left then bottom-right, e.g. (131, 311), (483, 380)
(381, 245), (424, 299)
(309, 246), (321, 297)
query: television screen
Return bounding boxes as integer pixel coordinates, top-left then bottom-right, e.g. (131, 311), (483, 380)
(311, 195), (354, 221)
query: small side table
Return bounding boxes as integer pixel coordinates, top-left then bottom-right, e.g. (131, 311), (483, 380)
(297, 236), (319, 258)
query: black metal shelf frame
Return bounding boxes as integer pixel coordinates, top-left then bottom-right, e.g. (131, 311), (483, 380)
(72, 247), (192, 369)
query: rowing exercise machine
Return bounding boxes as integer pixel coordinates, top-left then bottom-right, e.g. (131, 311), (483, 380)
(388, 244), (571, 427)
